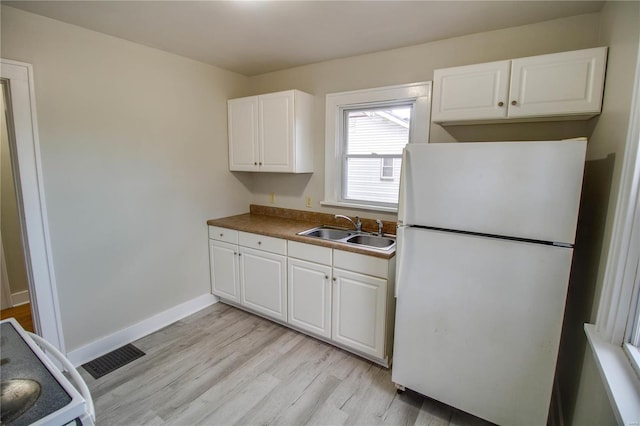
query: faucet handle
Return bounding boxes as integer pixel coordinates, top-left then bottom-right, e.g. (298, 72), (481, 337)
(355, 216), (362, 231)
(376, 219), (383, 236)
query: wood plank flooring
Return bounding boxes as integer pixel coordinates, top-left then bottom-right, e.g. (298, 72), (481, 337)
(79, 303), (494, 426)
(1, 302), (34, 332)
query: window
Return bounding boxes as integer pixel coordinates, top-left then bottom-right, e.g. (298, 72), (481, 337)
(381, 158), (395, 180)
(342, 105), (410, 204)
(323, 82), (431, 212)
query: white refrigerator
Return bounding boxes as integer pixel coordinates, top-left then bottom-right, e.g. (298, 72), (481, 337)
(392, 140), (587, 426)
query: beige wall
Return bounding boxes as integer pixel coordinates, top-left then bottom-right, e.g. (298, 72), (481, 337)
(244, 13), (601, 222)
(1, 82), (29, 296)
(565, 1), (640, 425)
(0, 6), (252, 350)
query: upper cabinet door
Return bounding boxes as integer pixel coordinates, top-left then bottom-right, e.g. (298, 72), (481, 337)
(259, 91), (294, 172)
(508, 47), (607, 118)
(431, 60), (511, 122)
(228, 97), (259, 171)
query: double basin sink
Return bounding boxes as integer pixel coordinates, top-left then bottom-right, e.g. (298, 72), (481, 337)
(297, 226), (396, 251)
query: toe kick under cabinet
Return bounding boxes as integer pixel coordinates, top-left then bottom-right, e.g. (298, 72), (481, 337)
(208, 226), (396, 366)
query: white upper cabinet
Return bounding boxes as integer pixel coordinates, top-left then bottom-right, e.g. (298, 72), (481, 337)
(509, 48), (607, 118)
(431, 47), (607, 124)
(228, 90), (314, 173)
(228, 96), (259, 170)
(432, 60), (511, 122)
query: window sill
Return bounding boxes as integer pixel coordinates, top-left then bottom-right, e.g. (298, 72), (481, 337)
(585, 323), (640, 425)
(320, 200), (398, 214)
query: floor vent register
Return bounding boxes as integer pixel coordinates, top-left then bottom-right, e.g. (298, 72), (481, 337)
(82, 343), (145, 379)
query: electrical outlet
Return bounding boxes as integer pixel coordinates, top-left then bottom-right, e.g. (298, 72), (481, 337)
(305, 196), (312, 208)
(269, 192), (275, 203)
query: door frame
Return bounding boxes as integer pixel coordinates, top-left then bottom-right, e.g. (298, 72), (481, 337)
(1, 59), (65, 352)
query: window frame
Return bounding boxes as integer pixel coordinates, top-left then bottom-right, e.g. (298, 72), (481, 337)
(322, 82), (431, 213)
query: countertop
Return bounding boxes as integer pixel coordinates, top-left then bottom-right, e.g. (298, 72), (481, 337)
(207, 212), (396, 259)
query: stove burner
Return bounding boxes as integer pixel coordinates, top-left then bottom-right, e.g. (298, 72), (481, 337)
(1, 379), (42, 424)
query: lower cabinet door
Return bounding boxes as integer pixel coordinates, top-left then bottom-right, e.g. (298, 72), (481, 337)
(209, 240), (240, 302)
(287, 258), (332, 339)
(239, 247), (287, 321)
(332, 268), (387, 359)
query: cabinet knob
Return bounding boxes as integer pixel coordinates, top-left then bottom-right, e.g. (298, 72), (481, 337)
(259, 162), (263, 166)
(498, 101), (504, 107)
(258, 241), (262, 245)
(511, 100), (518, 106)
(325, 275), (329, 279)
(234, 252), (237, 255)
(332, 277), (337, 282)
(254, 162), (257, 166)
(238, 253), (242, 257)
(220, 233), (223, 237)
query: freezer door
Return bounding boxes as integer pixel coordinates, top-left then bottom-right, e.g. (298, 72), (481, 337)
(392, 227), (573, 426)
(399, 140), (586, 244)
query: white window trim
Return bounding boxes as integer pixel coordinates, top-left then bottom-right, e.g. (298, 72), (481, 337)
(586, 40), (640, 425)
(322, 82), (431, 213)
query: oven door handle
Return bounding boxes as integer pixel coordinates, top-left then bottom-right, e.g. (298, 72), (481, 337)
(27, 331), (95, 423)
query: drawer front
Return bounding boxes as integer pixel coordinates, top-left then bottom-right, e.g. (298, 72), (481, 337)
(239, 231), (287, 255)
(333, 249), (388, 278)
(209, 226), (238, 244)
(288, 241), (332, 265)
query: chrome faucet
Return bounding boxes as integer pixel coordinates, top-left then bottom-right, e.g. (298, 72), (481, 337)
(376, 219), (384, 236)
(335, 214), (362, 232)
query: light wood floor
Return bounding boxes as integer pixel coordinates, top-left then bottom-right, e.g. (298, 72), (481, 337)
(80, 303), (493, 426)
(1, 302), (34, 332)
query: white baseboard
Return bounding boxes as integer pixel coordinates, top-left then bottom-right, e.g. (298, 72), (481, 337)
(11, 290), (30, 306)
(67, 293), (218, 366)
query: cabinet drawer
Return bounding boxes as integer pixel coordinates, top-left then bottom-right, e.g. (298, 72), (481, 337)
(333, 250), (388, 278)
(239, 231), (287, 255)
(208, 226), (238, 244)
(288, 241), (332, 265)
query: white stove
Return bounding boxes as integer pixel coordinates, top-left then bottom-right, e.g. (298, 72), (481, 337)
(0, 318), (94, 425)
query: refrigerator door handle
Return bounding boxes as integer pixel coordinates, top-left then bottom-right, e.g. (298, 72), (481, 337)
(397, 147), (409, 226)
(395, 225), (406, 299)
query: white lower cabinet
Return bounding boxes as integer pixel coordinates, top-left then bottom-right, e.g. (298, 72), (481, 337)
(209, 227), (241, 302)
(209, 239), (240, 302)
(240, 246), (287, 322)
(209, 227), (287, 322)
(287, 241), (395, 365)
(332, 268), (387, 359)
(208, 227), (395, 366)
(287, 258), (332, 338)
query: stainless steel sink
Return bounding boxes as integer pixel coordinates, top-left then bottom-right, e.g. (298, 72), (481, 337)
(299, 226), (356, 240)
(297, 225), (395, 250)
(346, 234), (396, 249)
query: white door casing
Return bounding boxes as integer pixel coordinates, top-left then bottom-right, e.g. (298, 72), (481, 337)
(0, 59), (65, 352)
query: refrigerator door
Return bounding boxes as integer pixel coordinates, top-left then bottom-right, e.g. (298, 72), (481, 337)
(392, 227), (573, 426)
(399, 140), (586, 244)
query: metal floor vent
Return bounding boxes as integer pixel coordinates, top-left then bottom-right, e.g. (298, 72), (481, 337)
(82, 343), (145, 379)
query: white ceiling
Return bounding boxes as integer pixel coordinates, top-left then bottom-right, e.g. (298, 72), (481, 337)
(4, 1), (605, 76)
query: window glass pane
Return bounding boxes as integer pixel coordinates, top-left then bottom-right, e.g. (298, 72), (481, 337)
(345, 106), (411, 155)
(345, 157), (401, 204)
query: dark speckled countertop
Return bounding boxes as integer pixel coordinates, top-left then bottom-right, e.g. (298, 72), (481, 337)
(207, 205), (396, 259)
